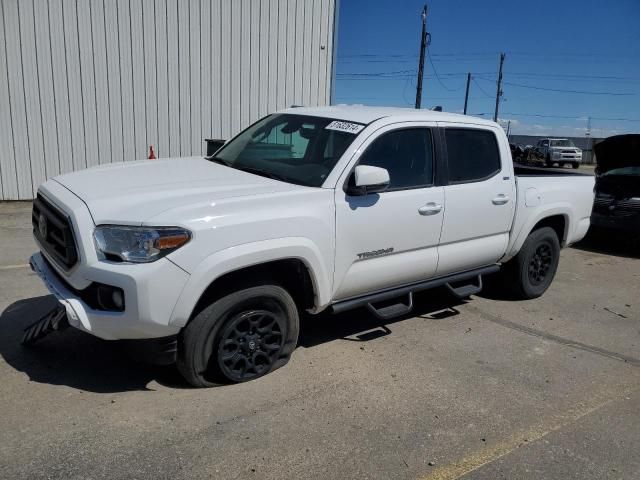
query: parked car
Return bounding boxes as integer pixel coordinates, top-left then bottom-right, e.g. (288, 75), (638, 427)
(591, 134), (640, 234)
(27, 106), (595, 387)
(535, 138), (582, 168)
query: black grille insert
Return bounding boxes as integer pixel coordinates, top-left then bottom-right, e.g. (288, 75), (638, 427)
(32, 195), (78, 269)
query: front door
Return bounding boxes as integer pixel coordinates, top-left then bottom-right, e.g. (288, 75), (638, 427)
(333, 124), (444, 300)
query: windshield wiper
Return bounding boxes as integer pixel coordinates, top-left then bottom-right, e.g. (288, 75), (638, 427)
(235, 166), (290, 183)
(208, 157), (293, 183)
(207, 156), (231, 166)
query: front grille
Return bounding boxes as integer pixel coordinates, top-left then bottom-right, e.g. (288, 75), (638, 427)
(561, 150), (576, 154)
(593, 197), (640, 217)
(32, 195), (78, 270)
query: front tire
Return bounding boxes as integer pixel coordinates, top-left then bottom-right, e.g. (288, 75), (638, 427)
(177, 284), (299, 387)
(545, 154), (553, 167)
(503, 227), (560, 299)
(572, 162), (580, 169)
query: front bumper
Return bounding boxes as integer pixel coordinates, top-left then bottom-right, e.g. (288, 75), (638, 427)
(590, 211), (640, 233)
(30, 252), (188, 340)
(552, 154), (581, 162)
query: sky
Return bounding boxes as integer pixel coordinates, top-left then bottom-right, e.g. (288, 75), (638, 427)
(334, 0), (640, 138)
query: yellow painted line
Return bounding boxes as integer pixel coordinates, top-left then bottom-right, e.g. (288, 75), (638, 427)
(0, 263), (29, 271)
(418, 390), (636, 480)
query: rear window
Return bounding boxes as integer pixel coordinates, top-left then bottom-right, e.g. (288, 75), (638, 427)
(445, 128), (501, 184)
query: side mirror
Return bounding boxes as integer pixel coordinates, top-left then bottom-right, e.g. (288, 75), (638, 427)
(346, 165), (390, 196)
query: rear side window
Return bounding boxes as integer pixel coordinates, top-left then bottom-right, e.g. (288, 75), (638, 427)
(445, 128), (501, 184)
(358, 128), (434, 190)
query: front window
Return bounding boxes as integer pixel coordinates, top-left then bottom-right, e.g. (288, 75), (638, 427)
(550, 139), (576, 147)
(358, 128), (434, 190)
(212, 114), (363, 187)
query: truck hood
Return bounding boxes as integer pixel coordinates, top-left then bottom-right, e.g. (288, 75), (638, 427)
(594, 134), (640, 175)
(53, 157), (304, 224)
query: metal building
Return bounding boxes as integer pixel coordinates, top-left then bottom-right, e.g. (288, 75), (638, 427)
(0, 0), (338, 200)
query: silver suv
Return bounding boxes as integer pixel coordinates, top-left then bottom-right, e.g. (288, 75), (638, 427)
(536, 138), (582, 169)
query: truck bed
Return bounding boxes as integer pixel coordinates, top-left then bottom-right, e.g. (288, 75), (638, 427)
(502, 170), (595, 262)
(514, 164), (593, 177)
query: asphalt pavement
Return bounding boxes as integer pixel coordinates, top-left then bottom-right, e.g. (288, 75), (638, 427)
(1, 201), (638, 480)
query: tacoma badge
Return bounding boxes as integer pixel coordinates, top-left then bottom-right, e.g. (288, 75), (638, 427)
(357, 248), (394, 260)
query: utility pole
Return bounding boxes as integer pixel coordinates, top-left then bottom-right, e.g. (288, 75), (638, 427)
(493, 53), (505, 122)
(415, 5), (428, 109)
(506, 120), (511, 139)
(463, 72), (471, 114)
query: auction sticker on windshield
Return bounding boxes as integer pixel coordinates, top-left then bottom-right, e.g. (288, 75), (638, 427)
(325, 121), (365, 134)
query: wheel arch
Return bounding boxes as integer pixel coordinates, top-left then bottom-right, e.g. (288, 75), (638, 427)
(169, 238), (332, 328)
(503, 207), (572, 263)
(529, 214), (567, 245)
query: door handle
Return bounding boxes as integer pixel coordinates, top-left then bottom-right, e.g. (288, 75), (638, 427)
(418, 202), (443, 216)
(492, 194), (509, 205)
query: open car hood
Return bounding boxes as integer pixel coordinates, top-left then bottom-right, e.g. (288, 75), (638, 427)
(594, 134), (640, 175)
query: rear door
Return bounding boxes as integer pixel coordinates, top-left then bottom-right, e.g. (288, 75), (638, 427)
(333, 123), (444, 300)
(435, 124), (516, 276)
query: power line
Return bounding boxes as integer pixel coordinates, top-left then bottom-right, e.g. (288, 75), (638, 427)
(340, 51), (640, 59)
(471, 77), (493, 98)
(337, 71), (492, 77)
(476, 77), (636, 96)
(498, 112), (640, 122)
(336, 69), (416, 77)
(426, 48), (464, 92)
(505, 72), (640, 82)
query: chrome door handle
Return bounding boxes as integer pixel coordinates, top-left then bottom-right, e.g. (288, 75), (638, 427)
(492, 194), (509, 205)
(418, 202), (443, 216)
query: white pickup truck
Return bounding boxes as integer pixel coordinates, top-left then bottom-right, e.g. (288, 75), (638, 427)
(27, 106), (595, 387)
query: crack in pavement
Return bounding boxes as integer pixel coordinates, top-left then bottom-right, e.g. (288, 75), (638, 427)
(467, 304), (640, 367)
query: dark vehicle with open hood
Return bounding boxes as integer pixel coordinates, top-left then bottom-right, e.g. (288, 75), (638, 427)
(591, 134), (640, 234)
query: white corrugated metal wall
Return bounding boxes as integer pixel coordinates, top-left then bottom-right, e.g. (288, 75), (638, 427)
(0, 0), (337, 200)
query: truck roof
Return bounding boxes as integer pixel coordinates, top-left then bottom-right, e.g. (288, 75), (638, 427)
(278, 105), (498, 127)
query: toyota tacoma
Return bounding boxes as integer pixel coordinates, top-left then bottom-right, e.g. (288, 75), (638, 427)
(27, 106), (595, 387)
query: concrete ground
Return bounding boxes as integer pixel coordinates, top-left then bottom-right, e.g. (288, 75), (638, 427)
(1, 201), (638, 480)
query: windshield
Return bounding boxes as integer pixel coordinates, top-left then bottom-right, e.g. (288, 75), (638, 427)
(211, 114), (364, 187)
(550, 139), (576, 147)
(601, 166), (640, 177)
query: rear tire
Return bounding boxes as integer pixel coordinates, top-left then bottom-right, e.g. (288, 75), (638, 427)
(177, 284), (299, 387)
(502, 227), (560, 299)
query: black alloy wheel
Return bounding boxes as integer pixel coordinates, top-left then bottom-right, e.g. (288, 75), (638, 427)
(177, 284), (299, 387)
(528, 242), (553, 286)
(500, 226), (560, 299)
(217, 308), (286, 382)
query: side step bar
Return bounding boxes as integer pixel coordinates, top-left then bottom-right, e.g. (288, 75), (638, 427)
(445, 275), (483, 300)
(331, 265), (500, 317)
(367, 292), (413, 320)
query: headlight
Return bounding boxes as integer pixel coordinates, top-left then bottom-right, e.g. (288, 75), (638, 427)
(93, 226), (191, 263)
(552, 151), (560, 157)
